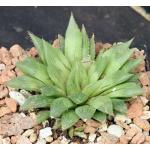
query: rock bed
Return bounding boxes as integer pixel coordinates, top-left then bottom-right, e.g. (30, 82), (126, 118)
(0, 42), (150, 144)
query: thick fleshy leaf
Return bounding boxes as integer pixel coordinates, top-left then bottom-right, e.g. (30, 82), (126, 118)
(41, 85), (66, 97)
(75, 105), (96, 119)
(112, 99), (127, 113)
(88, 53), (108, 83)
(28, 32), (46, 63)
(47, 64), (66, 90)
(65, 13), (82, 64)
(61, 110), (79, 130)
(82, 25), (90, 59)
(101, 82), (139, 96)
(36, 111), (50, 124)
(16, 57), (51, 85)
(88, 96), (113, 115)
(89, 34), (95, 60)
(107, 84), (143, 98)
(103, 39), (134, 75)
(21, 95), (53, 110)
(50, 98), (74, 118)
(75, 62), (89, 89)
(121, 57), (143, 72)
(83, 70), (133, 97)
(66, 66), (81, 95)
(69, 92), (88, 104)
(6, 75), (45, 91)
(42, 38), (70, 70)
(93, 111), (107, 122)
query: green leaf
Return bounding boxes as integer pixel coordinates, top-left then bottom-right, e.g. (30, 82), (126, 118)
(36, 111), (50, 124)
(88, 96), (113, 115)
(112, 99), (127, 113)
(6, 75), (45, 91)
(74, 62), (89, 89)
(68, 127), (74, 138)
(121, 57), (143, 72)
(74, 131), (87, 139)
(75, 105), (96, 120)
(42, 38), (70, 70)
(103, 39), (134, 75)
(107, 83), (143, 98)
(61, 110), (79, 130)
(16, 57), (51, 85)
(41, 85), (66, 97)
(93, 111), (107, 122)
(83, 70), (133, 97)
(82, 24), (90, 59)
(101, 82), (139, 96)
(69, 92), (88, 104)
(58, 34), (65, 53)
(47, 64), (66, 90)
(66, 66), (81, 95)
(88, 53), (108, 83)
(21, 95), (53, 110)
(28, 32), (46, 63)
(50, 98), (74, 118)
(65, 13), (82, 64)
(89, 34), (95, 60)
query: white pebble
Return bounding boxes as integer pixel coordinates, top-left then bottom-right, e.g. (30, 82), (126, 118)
(0, 64), (5, 71)
(88, 133), (97, 142)
(107, 125), (124, 138)
(140, 111), (150, 120)
(39, 127), (52, 139)
(114, 114), (131, 124)
(36, 138), (46, 144)
(9, 91), (26, 105)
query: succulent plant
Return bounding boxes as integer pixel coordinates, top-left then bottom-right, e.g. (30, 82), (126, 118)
(7, 13), (143, 131)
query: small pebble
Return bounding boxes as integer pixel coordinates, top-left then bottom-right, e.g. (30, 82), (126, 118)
(60, 136), (70, 144)
(140, 111), (150, 120)
(129, 124), (142, 133)
(143, 105), (149, 111)
(143, 131), (149, 136)
(107, 125), (124, 138)
(39, 127), (52, 139)
(88, 133), (97, 143)
(2, 137), (11, 144)
(0, 64), (5, 71)
(9, 91), (26, 105)
(29, 133), (37, 143)
(22, 129), (34, 137)
(96, 136), (102, 143)
(140, 96), (149, 105)
(98, 122), (108, 132)
(36, 138), (46, 144)
(45, 136), (53, 143)
(114, 114), (131, 124)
